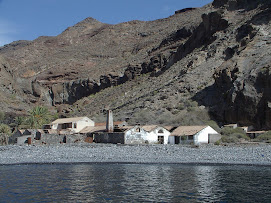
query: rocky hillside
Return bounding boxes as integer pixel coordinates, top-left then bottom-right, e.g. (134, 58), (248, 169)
(0, 0), (270, 129)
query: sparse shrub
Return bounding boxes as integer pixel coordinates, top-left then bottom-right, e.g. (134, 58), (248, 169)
(157, 111), (172, 125)
(0, 111), (4, 122)
(254, 131), (271, 142)
(221, 135), (239, 143)
(220, 127), (249, 143)
(214, 140), (221, 145)
(171, 109), (179, 115)
(232, 133), (249, 140)
(185, 100), (198, 108)
(130, 109), (155, 125)
(221, 127), (245, 136)
(0, 124), (11, 136)
(177, 103), (185, 110)
(187, 106), (195, 112)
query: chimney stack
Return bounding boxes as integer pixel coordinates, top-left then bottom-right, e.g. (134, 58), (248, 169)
(106, 110), (114, 133)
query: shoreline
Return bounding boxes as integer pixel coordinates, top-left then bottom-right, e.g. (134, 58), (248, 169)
(2, 161), (271, 167)
(0, 143), (271, 166)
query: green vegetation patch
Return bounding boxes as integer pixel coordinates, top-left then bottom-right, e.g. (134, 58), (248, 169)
(254, 131), (271, 143)
(220, 127), (250, 143)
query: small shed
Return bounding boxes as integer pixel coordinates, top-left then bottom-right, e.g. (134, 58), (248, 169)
(16, 135), (33, 145)
(9, 129), (32, 144)
(169, 126), (220, 145)
(246, 131), (266, 139)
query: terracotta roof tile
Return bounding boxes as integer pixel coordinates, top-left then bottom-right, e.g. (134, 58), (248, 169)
(171, 126), (207, 136)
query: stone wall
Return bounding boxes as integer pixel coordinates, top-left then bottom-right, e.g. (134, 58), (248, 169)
(94, 132), (125, 144)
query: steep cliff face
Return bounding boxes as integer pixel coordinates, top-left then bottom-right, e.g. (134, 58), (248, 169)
(0, 0), (271, 129)
(194, 0), (271, 129)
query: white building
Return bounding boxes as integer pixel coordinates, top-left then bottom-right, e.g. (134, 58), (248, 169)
(51, 117), (95, 133)
(169, 126), (220, 145)
(124, 125), (171, 144)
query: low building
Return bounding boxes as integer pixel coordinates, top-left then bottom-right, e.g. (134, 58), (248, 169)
(10, 129), (46, 145)
(246, 131), (266, 139)
(51, 117), (95, 133)
(123, 125), (171, 145)
(142, 125), (171, 144)
(169, 126), (220, 145)
(80, 125), (171, 145)
(9, 129), (32, 144)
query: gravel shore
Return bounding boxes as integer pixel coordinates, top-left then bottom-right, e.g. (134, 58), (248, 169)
(0, 143), (271, 165)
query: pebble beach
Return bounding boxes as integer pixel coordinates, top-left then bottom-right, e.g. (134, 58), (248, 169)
(0, 143), (271, 165)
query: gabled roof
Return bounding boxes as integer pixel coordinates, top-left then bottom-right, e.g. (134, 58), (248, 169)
(171, 126), (207, 136)
(119, 126), (135, 133)
(18, 129), (25, 134)
(52, 117), (90, 124)
(164, 126), (176, 132)
(141, 125), (159, 132)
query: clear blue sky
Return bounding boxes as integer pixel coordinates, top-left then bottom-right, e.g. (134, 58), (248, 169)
(0, 0), (213, 46)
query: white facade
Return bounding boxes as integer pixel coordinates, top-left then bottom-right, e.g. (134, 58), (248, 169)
(193, 126), (218, 145)
(169, 126), (219, 145)
(51, 117), (95, 133)
(124, 125), (170, 144)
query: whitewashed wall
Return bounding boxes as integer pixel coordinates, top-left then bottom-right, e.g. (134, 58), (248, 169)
(51, 117), (95, 133)
(148, 127), (170, 144)
(74, 118), (95, 133)
(169, 126), (219, 145)
(125, 126), (170, 144)
(194, 126), (219, 145)
(125, 126), (148, 144)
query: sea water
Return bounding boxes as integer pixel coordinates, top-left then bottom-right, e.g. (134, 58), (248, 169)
(0, 163), (270, 202)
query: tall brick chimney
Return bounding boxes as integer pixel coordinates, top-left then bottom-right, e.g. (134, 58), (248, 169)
(106, 110), (114, 132)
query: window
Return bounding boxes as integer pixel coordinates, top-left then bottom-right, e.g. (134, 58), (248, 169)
(188, 135), (194, 140)
(62, 123), (72, 129)
(158, 129), (164, 134)
(73, 123), (77, 128)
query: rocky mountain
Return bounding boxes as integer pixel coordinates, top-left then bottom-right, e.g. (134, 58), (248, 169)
(0, 0), (270, 129)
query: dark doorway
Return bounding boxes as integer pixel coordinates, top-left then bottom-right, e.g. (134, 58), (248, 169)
(63, 136), (67, 143)
(175, 136), (180, 144)
(158, 136), (164, 144)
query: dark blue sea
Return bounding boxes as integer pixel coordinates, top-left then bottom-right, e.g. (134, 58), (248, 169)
(0, 163), (271, 202)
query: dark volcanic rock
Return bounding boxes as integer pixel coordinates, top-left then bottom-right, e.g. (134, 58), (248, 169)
(168, 11), (228, 67)
(213, 0), (271, 10)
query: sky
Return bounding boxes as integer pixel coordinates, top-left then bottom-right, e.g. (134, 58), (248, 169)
(0, 0), (213, 46)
